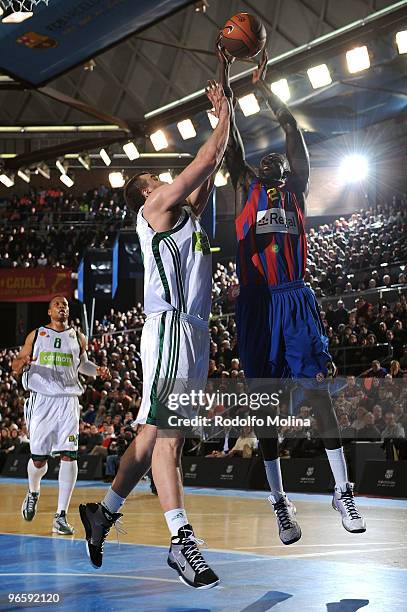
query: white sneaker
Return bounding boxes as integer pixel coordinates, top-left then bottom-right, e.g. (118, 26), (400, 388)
(332, 483), (366, 533)
(268, 493), (302, 545)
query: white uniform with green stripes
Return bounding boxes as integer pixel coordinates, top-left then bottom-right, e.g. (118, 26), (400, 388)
(22, 327), (82, 458)
(136, 206), (212, 426)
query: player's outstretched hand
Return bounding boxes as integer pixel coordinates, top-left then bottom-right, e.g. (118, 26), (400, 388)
(252, 48), (268, 85)
(96, 366), (111, 380)
(206, 80), (229, 119)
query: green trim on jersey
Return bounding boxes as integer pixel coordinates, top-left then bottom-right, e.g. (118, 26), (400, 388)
(151, 210), (189, 312)
(157, 311), (180, 406)
(147, 312), (167, 425)
(164, 236), (186, 312)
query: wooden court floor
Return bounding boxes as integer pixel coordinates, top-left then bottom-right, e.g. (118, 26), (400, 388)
(1, 480), (406, 569)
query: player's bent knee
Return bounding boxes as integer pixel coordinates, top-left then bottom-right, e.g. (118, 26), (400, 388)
(60, 451), (78, 461)
(31, 454), (48, 468)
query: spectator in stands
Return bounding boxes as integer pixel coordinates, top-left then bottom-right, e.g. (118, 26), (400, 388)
(381, 412), (405, 439)
(358, 412), (381, 441)
(338, 414), (355, 440)
(363, 360), (387, 380)
(351, 407), (368, 432)
(372, 405), (386, 432)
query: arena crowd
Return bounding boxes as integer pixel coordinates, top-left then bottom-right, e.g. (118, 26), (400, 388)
(0, 188), (406, 473)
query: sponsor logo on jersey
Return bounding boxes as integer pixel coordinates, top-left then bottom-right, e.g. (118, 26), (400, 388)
(256, 208), (299, 235)
(39, 351), (73, 366)
(39, 331), (47, 336)
(192, 231), (211, 255)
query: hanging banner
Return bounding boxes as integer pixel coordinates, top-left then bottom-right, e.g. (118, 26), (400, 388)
(0, 269), (72, 302)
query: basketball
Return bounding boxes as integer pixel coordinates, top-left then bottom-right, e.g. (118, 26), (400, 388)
(219, 12), (266, 59)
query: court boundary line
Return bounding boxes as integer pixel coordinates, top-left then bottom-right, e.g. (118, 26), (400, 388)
(1, 532), (406, 569)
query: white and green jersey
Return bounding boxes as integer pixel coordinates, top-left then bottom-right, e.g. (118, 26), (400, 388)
(22, 326), (83, 397)
(136, 206), (212, 321)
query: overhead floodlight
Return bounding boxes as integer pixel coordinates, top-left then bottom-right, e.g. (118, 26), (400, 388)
(0, 171), (14, 187)
(338, 155), (368, 183)
(60, 173), (74, 188)
(346, 45), (370, 74)
(158, 172), (173, 184)
(109, 171), (125, 188)
(18, 168), (30, 183)
(270, 78), (291, 102)
(100, 148), (112, 166)
(123, 141), (140, 160)
(207, 111), (219, 130)
(37, 163), (50, 179)
(396, 30), (407, 55)
(177, 119), (196, 140)
(307, 64), (332, 89)
(56, 157), (68, 174)
(214, 170), (229, 187)
(150, 129), (168, 151)
(78, 153), (91, 170)
(1, 1), (33, 23)
(238, 93), (260, 117)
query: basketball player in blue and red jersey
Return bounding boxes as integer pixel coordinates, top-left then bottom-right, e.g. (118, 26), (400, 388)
(219, 46), (366, 543)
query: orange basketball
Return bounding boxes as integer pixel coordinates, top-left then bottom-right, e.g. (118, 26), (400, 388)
(219, 12), (266, 59)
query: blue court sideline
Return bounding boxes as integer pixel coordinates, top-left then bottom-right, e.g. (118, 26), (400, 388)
(1, 532), (406, 612)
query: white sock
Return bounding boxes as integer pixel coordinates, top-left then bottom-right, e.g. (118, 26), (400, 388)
(57, 460), (78, 514)
(102, 487), (126, 514)
(325, 447), (348, 490)
(28, 459), (48, 493)
(264, 459), (285, 499)
(164, 508), (188, 537)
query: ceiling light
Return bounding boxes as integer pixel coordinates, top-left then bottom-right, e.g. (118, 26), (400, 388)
(100, 148), (111, 166)
(396, 30), (407, 55)
(270, 79), (291, 102)
(307, 64), (332, 88)
(78, 153), (91, 170)
(346, 45), (370, 74)
(177, 119), (196, 140)
(158, 172), (173, 184)
(1, 2), (33, 24)
(0, 171), (14, 187)
(109, 171), (125, 188)
(60, 173), (74, 188)
(56, 158), (68, 174)
(338, 155), (368, 183)
(123, 141), (140, 160)
(214, 171), (229, 187)
(150, 130), (168, 151)
(207, 111), (219, 129)
(36, 163), (50, 179)
(18, 168), (30, 183)
(238, 93), (260, 117)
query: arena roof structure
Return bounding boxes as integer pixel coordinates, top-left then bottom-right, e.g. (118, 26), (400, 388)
(0, 0), (406, 181)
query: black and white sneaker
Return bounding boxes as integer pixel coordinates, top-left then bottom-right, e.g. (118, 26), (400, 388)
(332, 483), (366, 533)
(21, 491), (39, 521)
(268, 493), (302, 545)
(167, 524), (219, 589)
(52, 511), (74, 535)
(79, 502), (123, 568)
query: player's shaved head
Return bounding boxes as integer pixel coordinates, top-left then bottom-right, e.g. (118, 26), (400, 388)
(49, 295), (68, 309)
(124, 171), (151, 212)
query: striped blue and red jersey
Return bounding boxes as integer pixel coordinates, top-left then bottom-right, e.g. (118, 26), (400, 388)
(235, 178), (307, 287)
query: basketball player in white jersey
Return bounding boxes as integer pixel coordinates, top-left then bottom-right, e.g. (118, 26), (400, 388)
(12, 296), (109, 535)
(79, 81), (230, 589)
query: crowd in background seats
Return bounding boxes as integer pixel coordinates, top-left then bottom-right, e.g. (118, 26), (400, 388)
(0, 188), (406, 472)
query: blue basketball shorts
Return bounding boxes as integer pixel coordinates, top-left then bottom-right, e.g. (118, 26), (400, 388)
(236, 280), (333, 381)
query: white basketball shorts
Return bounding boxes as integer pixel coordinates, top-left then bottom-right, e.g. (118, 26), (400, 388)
(24, 392), (80, 458)
(136, 310), (210, 427)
